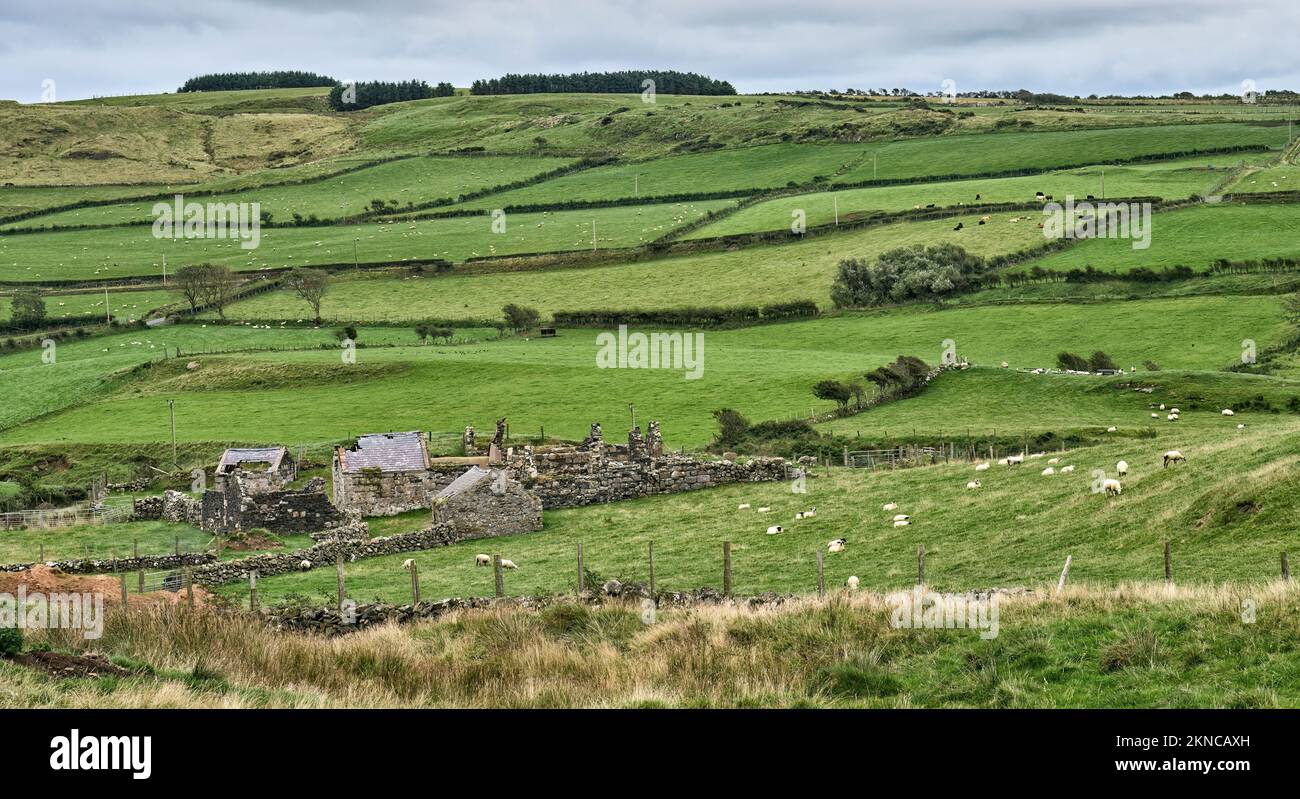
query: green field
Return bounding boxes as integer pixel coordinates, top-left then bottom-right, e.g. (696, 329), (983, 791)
(0, 199), (736, 282)
(8, 155), (577, 229)
(682, 156), (1262, 239)
(1018, 202), (1300, 274)
(0, 295), (1284, 450)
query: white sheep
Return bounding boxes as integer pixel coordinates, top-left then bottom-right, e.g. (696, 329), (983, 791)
(500, 559), (519, 570)
(796, 508), (817, 519)
(402, 558), (415, 570)
(298, 559), (312, 571)
(1029, 452), (1045, 459)
(1103, 478), (1122, 496)
(1163, 450), (1186, 468)
(1059, 465), (1075, 473)
(882, 502), (899, 511)
(1221, 409), (1234, 416)
(1167, 413), (1178, 421)
(737, 503), (751, 510)
(975, 462), (990, 471)
(1041, 466), (1056, 476)
(828, 539), (846, 553)
(1107, 426), (1117, 433)
(1151, 413), (1159, 419)
(966, 480), (981, 489)
(1159, 404), (1166, 410)
(475, 553), (492, 566)
(893, 519), (911, 527)
(1237, 423), (1246, 429)
(757, 507), (772, 513)
(846, 576), (860, 590)
(766, 525), (784, 535)
(1170, 408), (1180, 415)
(1048, 457), (1060, 464)
(1116, 460), (1128, 476)
(893, 514), (910, 522)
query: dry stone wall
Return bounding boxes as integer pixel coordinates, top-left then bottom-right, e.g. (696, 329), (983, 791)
(0, 553), (214, 574)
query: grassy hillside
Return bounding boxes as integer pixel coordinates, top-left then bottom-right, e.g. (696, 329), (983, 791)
(0, 199), (735, 282)
(683, 155), (1263, 239)
(1, 295), (1284, 448)
(0, 287), (176, 322)
(9, 155), (578, 228)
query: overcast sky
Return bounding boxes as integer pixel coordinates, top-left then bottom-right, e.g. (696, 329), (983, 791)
(3, 0), (1298, 102)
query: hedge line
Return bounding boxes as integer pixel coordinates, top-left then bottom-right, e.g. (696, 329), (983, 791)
(552, 301), (819, 328)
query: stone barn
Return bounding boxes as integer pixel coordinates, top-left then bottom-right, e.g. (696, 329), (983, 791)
(433, 466), (542, 538)
(333, 432), (444, 516)
(201, 446), (340, 534)
(215, 446), (295, 492)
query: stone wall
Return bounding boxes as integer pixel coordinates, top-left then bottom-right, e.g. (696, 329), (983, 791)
(434, 470), (542, 538)
(331, 466), (458, 516)
(162, 490), (202, 526)
(0, 553), (214, 574)
(512, 448), (788, 509)
(132, 495), (162, 520)
(201, 475), (343, 534)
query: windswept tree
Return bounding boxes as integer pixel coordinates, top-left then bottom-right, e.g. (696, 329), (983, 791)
(502, 303), (540, 333)
(812, 379), (853, 412)
(205, 265), (241, 320)
(1057, 351), (1090, 371)
(173, 264), (213, 313)
(283, 268), (329, 325)
(712, 408), (751, 450)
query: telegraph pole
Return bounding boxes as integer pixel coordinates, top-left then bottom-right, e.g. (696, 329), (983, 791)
(167, 400), (178, 467)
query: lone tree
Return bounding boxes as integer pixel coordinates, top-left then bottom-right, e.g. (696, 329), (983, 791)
(172, 263), (241, 318)
(10, 290), (46, 327)
(1057, 351), (1090, 371)
(1088, 351), (1118, 371)
(173, 264), (212, 313)
(283, 268), (329, 325)
(205, 265), (241, 320)
(502, 303), (540, 333)
(812, 379), (853, 412)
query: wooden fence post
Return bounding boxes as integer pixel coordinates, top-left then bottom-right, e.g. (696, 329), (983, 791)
(119, 574), (128, 605)
(648, 542), (656, 597)
(1164, 540), (1172, 585)
(577, 543), (585, 593)
(135, 539), (144, 593)
(723, 542), (732, 597)
(185, 567), (194, 607)
(249, 570), (259, 611)
(1283, 552), (1291, 583)
(336, 554), (346, 611)
(1055, 554), (1072, 595)
(493, 554), (505, 598)
(409, 561), (420, 604)
(917, 544), (926, 585)
(39, 543), (44, 562)
(816, 550), (825, 598)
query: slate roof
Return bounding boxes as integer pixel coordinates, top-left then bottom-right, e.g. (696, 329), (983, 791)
(435, 466), (492, 499)
(337, 432), (429, 473)
(218, 447), (287, 474)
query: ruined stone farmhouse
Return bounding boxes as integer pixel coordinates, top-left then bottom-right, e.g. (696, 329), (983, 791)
(432, 466), (542, 538)
(200, 446), (342, 534)
(331, 431), (487, 516)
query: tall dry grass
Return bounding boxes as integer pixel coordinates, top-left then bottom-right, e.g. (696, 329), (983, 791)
(3, 581), (1297, 709)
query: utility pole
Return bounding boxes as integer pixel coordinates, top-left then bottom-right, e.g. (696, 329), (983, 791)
(873, 153), (878, 180)
(1101, 169), (1105, 200)
(353, 239), (359, 271)
(592, 219), (597, 251)
(162, 254), (167, 286)
(104, 287), (110, 323)
(834, 195), (839, 225)
(167, 400), (177, 467)
(629, 403), (636, 430)
(634, 173), (640, 196)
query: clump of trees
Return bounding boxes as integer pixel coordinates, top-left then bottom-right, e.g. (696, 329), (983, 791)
(415, 324), (454, 344)
(173, 264), (241, 318)
(502, 304), (541, 333)
(831, 244), (985, 308)
(283, 268), (329, 325)
(470, 70), (735, 96)
(1056, 351), (1117, 371)
(9, 291), (46, 327)
(811, 356), (932, 417)
(178, 71), (337, 92)
(328, 80), (453, 111)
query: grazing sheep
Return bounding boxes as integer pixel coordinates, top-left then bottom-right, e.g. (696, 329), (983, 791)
(767, 525), (784, 535)
(757, 507), (772, 513)
(737, 503), (751, 510)
(796, 507), (817, 519)
(846, 576), (860, 590)
(893, 514), (910, 522)
(1107, 426), (1117, 433)
(500, 559), (519, 570)
(1116, 460), (1128, 476)
(1042, 466), (1056, 476)
(1000, 361), (1009, 368)
(975, 462), (990, 471)
(298, 559), (312, 571)
(1167, 414), (1178, 421)
(966, 480), (981, 489)
(1029, 452), (1045, 459)
(882, 502), (899, 511)
(475, 553), (492, 567)
(1170, 408), (1180, 415)
(1048, 457), (1060, 464)
(1151, 413), (1159, 419)
(1102, 478), (1122, 496)
(828, 539), (846, 553)
(1001, 454), (1025, 467)
(402, 559), (415, 570)
(894, 519), (911, 527)
(1163, 450), (1186, 468)
(1159, 404), (1166, 410)
(1222, 409), (1235, 416)
(1060, 465), (1076, 473)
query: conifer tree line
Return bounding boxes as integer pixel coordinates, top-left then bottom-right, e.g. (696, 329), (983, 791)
(470, 70), (736, 95)
(327, 80), (454, 110)
(178, 71), (338, 92)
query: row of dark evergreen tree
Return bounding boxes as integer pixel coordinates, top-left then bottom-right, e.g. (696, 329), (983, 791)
(178, 71), (337, 92)
(326, 80), (454, 110)
(469, 70), (735, 95)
